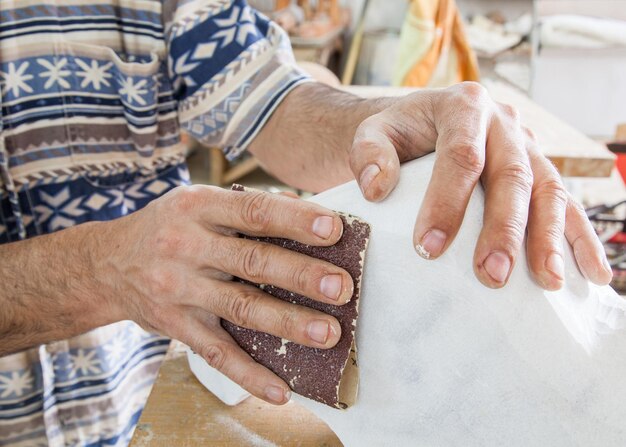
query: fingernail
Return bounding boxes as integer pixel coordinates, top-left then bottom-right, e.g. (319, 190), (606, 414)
(320, 274), (343, 301)
(307, 320), (330, 344)
(265, 385), (288, 404)
(545, 252), (564, 281)
(359, 164), (381, 195)
(312, 216), (334, 239)
(483, 251), (512, 284)
(415, 229), (447, 259)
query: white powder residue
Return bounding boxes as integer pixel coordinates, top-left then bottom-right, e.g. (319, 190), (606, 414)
(275, 338), (289, 356)
(214, 415), (278, 447)
(414, 243), (430, 259)
(338, 212), (359, 225)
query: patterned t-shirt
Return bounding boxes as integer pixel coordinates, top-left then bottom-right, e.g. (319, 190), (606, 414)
(0, 0), (309, 445)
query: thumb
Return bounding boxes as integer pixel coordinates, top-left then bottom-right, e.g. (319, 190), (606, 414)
(349, 113), (401, 202)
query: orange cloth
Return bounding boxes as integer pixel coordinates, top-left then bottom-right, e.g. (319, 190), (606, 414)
(399, 0), (479, 87)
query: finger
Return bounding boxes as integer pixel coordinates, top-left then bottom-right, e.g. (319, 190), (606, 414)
(278, 190), (300, 199)
(176, 310), (292, 405)
(190, 279), (342, 349)
(473, 105), (533, 288)
(525, 136), (568, 291)
(565, 195), (613, 285)
(412, 103), (489, 260)
(208, 187), (344, 246)
(207, 234), (354, 305)
(349, 113), (401, 202)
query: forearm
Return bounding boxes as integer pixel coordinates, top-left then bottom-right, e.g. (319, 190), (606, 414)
(249, 82), (395, 192)
(0, 222), (121, 356)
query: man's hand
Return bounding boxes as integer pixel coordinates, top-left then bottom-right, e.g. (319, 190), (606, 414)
(0, 186), (353, 405)
(253, 81), (611, 291)
(348, 82), (612, 290)
(99, 186), (352, 404)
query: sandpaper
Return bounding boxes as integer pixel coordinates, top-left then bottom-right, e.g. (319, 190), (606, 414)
(222, 185), (371, 409)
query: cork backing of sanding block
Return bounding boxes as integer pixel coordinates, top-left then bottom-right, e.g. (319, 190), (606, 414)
(222, 185), (371, 409)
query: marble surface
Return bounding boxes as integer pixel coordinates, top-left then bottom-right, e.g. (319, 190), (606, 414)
(189, 153), (626, 446)
(295, 153), (626, 446)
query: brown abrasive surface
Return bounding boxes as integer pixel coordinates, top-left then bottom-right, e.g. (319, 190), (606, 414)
(222, 185), (370, 408)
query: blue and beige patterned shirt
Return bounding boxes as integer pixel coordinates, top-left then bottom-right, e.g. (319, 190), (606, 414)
(0, 0), (309, 444)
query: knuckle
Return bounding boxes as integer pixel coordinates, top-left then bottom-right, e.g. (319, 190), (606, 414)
(236, 373), (257, 394)
(498, 220), (527, 250)
(568, 196), (587, 217)
(200, 343), (230, 371)
(291, 263), (318, 293)
(533, 178), (568, 207)
(446, 142), (485, 176)
(523, 126), (537, 143)
(497, 161), (534, 191)
(350, 125), (385, 158)
(240, 192), (273, 232)
(543, 225), (565, 246)
(241, 244), (269, 279)
(352, 136), (379, 154)
(499, 103), (520, 122)
(228, 291), (261, 328)
(277, 308), (299, 339)
(458, 81), (488, 101)
(170, 185), (205, 214)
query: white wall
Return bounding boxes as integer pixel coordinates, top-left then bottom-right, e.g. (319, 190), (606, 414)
(532, 47), (626, 138)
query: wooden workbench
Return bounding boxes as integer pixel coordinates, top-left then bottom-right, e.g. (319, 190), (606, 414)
(130, 342), (340, 446)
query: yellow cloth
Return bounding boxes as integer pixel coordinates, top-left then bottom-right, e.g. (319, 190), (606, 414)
(393, 0), (479, 87)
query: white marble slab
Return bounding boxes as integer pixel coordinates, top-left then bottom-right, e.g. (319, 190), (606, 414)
(297, 153), (626, 446)
(191, 153), (626, 446)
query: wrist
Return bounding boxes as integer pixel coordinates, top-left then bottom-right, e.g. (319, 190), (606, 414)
(251, 82), (398, 192)
(73, 220), (128, 326)
(0, 220), (126, 354)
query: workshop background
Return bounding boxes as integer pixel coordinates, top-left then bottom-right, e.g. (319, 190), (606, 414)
(184, 0), (626, 290)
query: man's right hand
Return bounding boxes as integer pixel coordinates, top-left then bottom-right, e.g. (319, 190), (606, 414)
(97, 185), (352, 405)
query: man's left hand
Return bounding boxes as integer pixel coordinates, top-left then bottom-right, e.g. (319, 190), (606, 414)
(349, 82), (612, 291)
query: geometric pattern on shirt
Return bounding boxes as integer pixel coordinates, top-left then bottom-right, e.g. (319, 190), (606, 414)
(0, 0), (307, 446)
(167, 0), (267, 98)
(184, 81), (251, 141)
(31, 165), (187, 232)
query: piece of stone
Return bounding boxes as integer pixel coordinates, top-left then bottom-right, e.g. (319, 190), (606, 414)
(192, 155), (626, 446)
(294, 153), (626, 446)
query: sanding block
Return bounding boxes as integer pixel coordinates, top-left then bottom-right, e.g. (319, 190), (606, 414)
(222, 185), (371, 409)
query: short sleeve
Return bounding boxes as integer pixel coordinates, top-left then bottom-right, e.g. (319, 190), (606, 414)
(165, 0), (312, 160)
